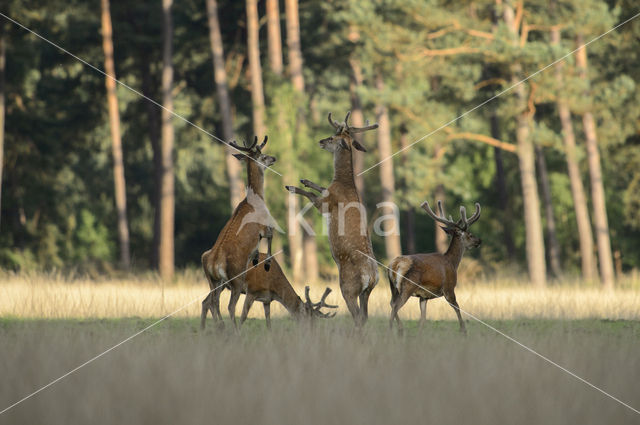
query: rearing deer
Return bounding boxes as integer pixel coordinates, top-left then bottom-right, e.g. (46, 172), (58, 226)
(285, 112), (379, 326)
(201, 136), (277, 329)
(239, 253), (337, 329)
(387, 200), (481, 334)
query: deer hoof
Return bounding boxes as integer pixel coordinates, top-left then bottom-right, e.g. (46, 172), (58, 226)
(264, 262), (271, 272)
(252, 257), (259, 266)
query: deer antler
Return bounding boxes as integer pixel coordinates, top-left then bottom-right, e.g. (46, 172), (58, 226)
(328, 112), (341, 129)
(421, 200), (458, 228)
(461, 203), (481, 229)
(257, 135), (268, 151)
(305, 286), (338, 318)
(229, 139), (252, 152)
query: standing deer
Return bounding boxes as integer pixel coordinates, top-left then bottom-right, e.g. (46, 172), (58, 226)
(387, 200), (481, 334)
(239, 253), (337, 329)
(201, 136), (277, 329)
(285, 112), (379, 326)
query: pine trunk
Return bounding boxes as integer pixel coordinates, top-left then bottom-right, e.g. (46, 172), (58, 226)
(266, 0), (283, 76)
(399, 128), (415, 254)
(0, 34), (5, 230)
(246, 0), (266, 137)
(576, 36), (614, 289)
(284, 0), (304, 92)
(159, 0), (175, 280)
(551, 27), (595, 281)
(504, 3), (546, 286)
(535, 145), (562, 278)
(349, 58), (366, 199)
(490, 114), (516, 259)
(101, 0), (130, 269)
(376, 74), (402, 260)
(206, 0), (244, 208)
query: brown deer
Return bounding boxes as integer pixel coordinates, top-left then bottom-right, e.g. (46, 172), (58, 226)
(201, 136), (277, 329)
(239, 253), (337, 329)
(387, 200), (481, 334)
(285, 112), (379, 326)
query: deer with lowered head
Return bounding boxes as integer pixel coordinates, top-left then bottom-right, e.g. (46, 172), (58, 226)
(285, 112), (379, 326)
(239, 253), (337, 329)
(201, 136), (277, 330)
(387, 200), (481, 334)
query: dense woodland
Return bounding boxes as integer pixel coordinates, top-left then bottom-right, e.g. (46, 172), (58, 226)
(1, 0), (639, 287)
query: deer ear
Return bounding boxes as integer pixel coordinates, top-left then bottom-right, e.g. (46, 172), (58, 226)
(232, 153), (246, 161)
(352, 140), (367, 152)
(340, 139), (351, 151)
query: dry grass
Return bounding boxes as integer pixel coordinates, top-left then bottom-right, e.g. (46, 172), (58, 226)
(1, 270), (640, 321)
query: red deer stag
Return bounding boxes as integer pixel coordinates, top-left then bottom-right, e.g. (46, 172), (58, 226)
(387, 200), (481, 334)
(201, 136), (277, 329)
(239, 253), (337, 329)
(285, 112), (379, 326)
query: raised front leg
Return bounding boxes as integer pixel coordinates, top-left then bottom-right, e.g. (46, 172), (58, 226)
(285, 185), (321, 208)
(263, 226), (273, 271)
(300, 179), (326, 193)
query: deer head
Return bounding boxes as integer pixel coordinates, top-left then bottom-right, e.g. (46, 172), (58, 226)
(302, 286), (338, 318)
(231, 136), (276, 168)
(421, 200), (482, 249)
(318, 111), (378, 153)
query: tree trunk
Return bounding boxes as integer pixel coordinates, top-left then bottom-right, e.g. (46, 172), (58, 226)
(159, 0), (175, 280)
(101, 0), (130, 269)
(0, 33), (5, 231)
(504, 3), (546, 286)
(535, 145), (562, 278)
(206, 0), (244, 208)
(246, 0), (266, 137)
(303, 219), (319, 282)
(490, 114), (516, 260)
(349, 58), (366, 200)
(376, 74), (402, 260)
(266, 0), (283, 76)
(576, 35), (615, 289)
(434, 183), (448, 254)
(399, 127), (415, 254)
(284, 0), (304, 92)
(140, 54), (162, 269)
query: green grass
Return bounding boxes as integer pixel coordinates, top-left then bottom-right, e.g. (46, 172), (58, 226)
(0, 318), (639, 424)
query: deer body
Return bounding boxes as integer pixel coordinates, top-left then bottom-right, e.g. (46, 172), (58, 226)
(286, 113), (379, 326)
(388, 201), (481, 333)
(239, 253), (337, 328)
(201, 137), (276, 329)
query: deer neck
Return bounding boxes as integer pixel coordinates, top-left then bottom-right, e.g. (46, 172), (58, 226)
(246, 161), (265, 198)
(444, 235), (466, 268)
(333, 148), (357, 188)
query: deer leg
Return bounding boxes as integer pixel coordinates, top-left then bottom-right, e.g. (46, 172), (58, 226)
(358, 286), (373, 324)
(342, 291), (361, 327)
(444, 290), (467, 335)
(239, 293), (255, 327)
(227, 285), (242, 329)
(263, 303), (272, 330)
(251, 235), (261, 266)
(285, 186), (319, 205)
(389, 291), (412, 334)
(200, 292), (211, 330)
(418, 298), (428, 330)
(300, 179), (326, 193)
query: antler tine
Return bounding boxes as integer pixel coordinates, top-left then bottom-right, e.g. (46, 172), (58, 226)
(460, 206), (468, 230)
(229, 139), (252, 152)
(466, 202), (482, 227)
(249, 136), (258, 150)
(327, 112), (340, 129)
(314, 287), (338, 309)
(344, 111), (351, 126)
(421, 200), (457, 227)
(258, 135), (268, 151)
(350, 123), (379, 134)
(437, 200), (446, 219)
(304, 285), (312, 305)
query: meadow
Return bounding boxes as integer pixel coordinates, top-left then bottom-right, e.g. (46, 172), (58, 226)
(1, 271), (640, 424)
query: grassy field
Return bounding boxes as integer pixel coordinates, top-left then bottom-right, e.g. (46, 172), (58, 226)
(0, 317), (639, 424)
(1, 272), (640, 424)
